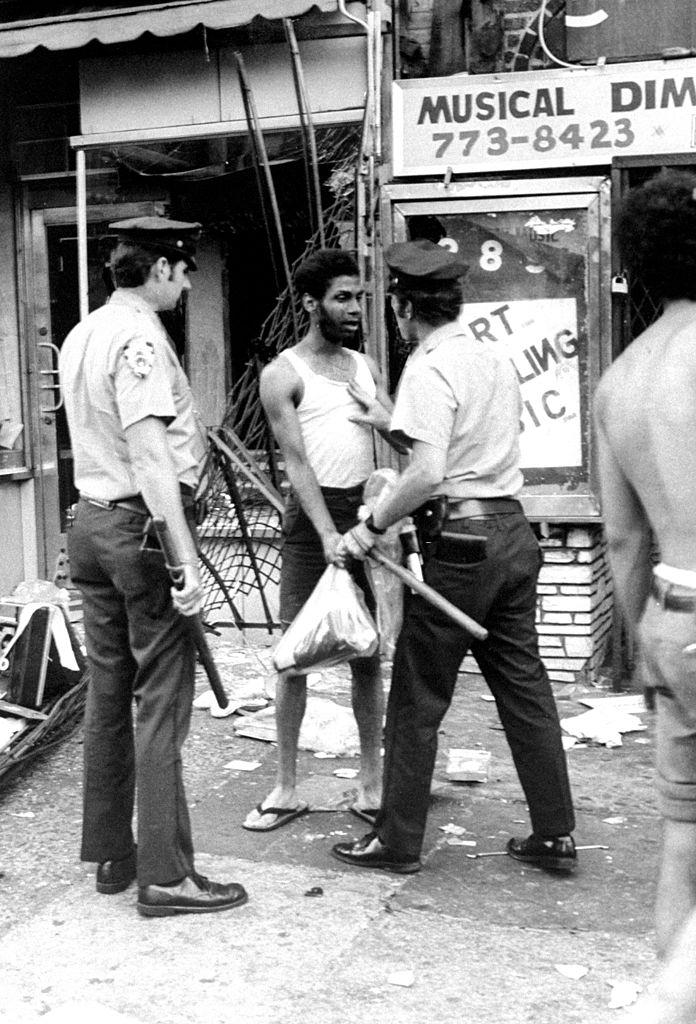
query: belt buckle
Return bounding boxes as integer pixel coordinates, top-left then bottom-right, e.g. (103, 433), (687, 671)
(85, 495), (115, 510)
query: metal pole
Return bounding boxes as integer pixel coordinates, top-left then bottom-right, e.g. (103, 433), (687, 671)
(234, 51), (300, 345)
(76, 147), (88, 321)
(283, 18), (326, 246)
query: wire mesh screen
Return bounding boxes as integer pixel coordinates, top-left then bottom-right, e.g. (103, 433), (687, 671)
(197, 126), (361, 628)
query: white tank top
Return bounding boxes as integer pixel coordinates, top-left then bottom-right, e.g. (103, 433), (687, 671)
(282, 347), (376, 487)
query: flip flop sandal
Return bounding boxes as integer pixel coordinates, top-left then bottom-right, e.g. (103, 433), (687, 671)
(242, 802), (310, 832)
(349, 804), (379, 826)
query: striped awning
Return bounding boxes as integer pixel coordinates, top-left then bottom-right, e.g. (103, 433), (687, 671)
(0, 0), (347, 58)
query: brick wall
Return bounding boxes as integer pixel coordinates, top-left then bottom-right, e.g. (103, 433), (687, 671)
(460, 525), (613, 686)
(536, 525), (613, 684)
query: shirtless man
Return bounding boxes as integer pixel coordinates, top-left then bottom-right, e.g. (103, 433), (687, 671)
(243, 249), (391, 832)
(595, 169), (696, 1023)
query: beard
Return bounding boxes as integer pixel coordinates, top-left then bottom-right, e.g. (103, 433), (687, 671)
(317, 304), (353, 345)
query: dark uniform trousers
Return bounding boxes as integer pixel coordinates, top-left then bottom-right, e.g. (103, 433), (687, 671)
(376, 510), (575, 858)
(69, 499), (196, 887)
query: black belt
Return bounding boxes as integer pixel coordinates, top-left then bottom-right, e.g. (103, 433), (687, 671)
(80, 493), (149, 516)
(651, 577), (696, 612)
(80, 483), (195, 518)
(447, 497), (521, 520)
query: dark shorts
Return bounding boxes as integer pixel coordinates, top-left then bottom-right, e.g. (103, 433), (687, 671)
(279, 484), (377, 640)
(639, 592), (696, 822)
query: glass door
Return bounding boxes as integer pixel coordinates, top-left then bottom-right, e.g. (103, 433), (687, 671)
(384, 177), (612, 521)
(21, 200), (157, 575)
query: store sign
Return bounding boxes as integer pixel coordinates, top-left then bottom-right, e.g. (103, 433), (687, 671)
(392, 59), (696, 176)
(459, 298), (582, 470)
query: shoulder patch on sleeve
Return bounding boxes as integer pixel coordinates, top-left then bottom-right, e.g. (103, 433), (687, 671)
(122, 338), (155, 379)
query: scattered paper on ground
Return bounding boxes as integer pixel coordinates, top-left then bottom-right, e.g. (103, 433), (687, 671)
(603, 816), (626, 825)
(447, 838), (477, 847)
(579, 693), (647, 716)
(234, 696), (360, 756)
(223, 759), (262, 771)
(607, 980), (641, 1009)
(560, 706), (646, 748)
(333, 768), (358, 779)
(479, 693), (495, 702)
(439, 822), (467, 836)
(554, 964), (589, 980)
(193, 679), (272, 717)
(446, 748), (491, 782)
(387, 970), (415, 988)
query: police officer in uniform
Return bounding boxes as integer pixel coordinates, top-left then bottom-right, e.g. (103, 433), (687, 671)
(60, 217), (247, 916)
(331, 239), (576, 874)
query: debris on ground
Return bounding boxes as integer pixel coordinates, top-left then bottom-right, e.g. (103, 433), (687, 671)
(578, 693), (647, 716)
(607, 979), (641, 1009)
(554, 964), (589, 980)
(439, 822), (467, 836)
(445, 748), (491, 782)
(560, 706), (646, 748)
(387, 969), (415, 988)
(234, 696), (360, 756)
(193, 682), (271, 717)
(223, 759), (262, 771)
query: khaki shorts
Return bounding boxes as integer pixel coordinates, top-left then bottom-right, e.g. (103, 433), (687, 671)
(639, 593), (696, 822)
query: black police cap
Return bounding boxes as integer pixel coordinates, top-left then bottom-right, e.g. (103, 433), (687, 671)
(385, 239), (469, 288)
(108, 216), (201, 270)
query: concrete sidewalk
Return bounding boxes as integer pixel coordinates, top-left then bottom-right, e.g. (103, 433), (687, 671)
(0, 630), (659, 1024)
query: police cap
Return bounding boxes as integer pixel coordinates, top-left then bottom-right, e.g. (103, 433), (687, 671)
(385, 239), (468, 289)
(108, 216), (201, 270)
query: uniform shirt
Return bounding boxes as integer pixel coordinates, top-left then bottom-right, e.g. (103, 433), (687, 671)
(59, 289), (206, 500)
(282, 348), (376, 488)
(390, 321), (523, 500)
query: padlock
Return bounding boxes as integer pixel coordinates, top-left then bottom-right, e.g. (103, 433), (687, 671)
(611, 273), (629, 295)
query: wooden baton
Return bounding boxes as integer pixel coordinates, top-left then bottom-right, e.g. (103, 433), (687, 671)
(368, 549), (488, 642)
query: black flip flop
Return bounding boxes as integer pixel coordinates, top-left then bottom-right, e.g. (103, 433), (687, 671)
(349, 804), (379, 826)
(242, 802), (310, 832)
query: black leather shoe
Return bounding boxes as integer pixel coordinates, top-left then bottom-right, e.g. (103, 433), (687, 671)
(137, 872), (248, 917)
(96, 847), (137, 894)
(331, 832), (421, 874)
(507, 833), (577, 873)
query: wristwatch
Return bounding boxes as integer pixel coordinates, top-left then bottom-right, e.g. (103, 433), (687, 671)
(365, 512), (386, 535)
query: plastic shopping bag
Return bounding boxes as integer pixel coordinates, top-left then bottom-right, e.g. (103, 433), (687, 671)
(273, 565), (378, 674)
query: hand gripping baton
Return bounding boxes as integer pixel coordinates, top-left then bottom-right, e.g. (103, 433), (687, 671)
(368, 549), (488, 642)
(150, 515), (229, 709)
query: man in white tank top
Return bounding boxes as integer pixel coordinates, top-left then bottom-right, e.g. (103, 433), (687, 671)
(243, 250), (395, 833)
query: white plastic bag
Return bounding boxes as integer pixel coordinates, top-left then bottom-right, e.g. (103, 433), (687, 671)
(273, 565), (378, 673)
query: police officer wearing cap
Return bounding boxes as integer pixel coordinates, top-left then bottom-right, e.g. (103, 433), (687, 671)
(331, 238), (576, 875)
(59, 216), (247, 916)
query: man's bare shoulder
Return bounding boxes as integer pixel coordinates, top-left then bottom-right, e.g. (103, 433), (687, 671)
(259, 350), (303, 408)
(594, 352), (627, 417)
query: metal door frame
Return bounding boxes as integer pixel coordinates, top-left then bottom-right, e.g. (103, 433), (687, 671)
(19, 196), (156, 577)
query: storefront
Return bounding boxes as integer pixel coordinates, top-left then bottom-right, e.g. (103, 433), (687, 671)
(380, 54), (696, 682)
(0, 0), (381, 600)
